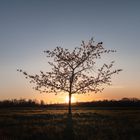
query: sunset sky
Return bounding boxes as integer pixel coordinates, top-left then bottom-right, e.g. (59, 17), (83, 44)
(0, 0), (140, 103)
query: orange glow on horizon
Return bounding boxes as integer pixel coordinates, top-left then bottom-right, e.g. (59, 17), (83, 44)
(1, 85), (140, 104)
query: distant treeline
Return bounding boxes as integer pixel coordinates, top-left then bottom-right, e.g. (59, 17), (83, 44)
(0, 99), (44, 107)
(0, 98), (140, 108)
(75, 98), (140, 107)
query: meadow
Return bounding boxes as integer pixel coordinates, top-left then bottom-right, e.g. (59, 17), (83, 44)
(0, 107), (140, 140)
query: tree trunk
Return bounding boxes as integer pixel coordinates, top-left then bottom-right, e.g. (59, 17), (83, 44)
(69, 70), (74, 114)
(68, 93), (72, 114)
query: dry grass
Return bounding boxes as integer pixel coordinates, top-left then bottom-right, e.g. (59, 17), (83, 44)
(0, 107), (140, 140)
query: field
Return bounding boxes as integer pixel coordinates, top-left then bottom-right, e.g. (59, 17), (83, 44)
(0, 107), (140, 140)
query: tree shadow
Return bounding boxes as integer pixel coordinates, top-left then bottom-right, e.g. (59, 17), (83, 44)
(63, 113), (75, 140)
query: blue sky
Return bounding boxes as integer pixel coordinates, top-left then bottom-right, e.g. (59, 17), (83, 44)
(0, 0), (140, 102)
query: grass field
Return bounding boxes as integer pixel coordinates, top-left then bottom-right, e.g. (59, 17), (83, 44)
(0, 107), (140, 140)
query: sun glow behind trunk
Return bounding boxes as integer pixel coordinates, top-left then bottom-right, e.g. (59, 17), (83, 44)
(65, 95), (76, 103)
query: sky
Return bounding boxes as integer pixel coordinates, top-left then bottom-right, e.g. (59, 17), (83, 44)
(0, 0), (140, 103)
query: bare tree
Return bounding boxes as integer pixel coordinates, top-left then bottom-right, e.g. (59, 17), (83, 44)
(18, 38), (122, 114)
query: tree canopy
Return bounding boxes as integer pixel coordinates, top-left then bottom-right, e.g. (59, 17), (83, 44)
(18, 38), (122, 95)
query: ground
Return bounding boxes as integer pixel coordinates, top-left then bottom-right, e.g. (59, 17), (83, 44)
(0, 107), (140, 140)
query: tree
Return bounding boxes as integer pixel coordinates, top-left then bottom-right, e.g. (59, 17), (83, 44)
(17, 38), (122, 114)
